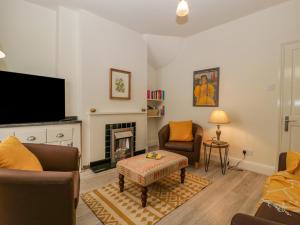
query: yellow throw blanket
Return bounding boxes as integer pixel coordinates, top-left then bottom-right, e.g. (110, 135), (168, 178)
(259, 151), (300, 214)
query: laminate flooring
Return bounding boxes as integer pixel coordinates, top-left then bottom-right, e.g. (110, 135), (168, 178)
(77, 161), (266, 225)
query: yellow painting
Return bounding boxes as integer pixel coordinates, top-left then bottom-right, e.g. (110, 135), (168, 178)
(193, 68), (219, 107)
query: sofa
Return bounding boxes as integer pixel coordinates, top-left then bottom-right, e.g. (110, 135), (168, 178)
(158, 123), (203, 165)
(0, 144), (80, 225)
(231, 152), (300, 225)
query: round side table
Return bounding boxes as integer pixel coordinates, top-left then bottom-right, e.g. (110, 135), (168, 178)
(203, 140), (229, 175)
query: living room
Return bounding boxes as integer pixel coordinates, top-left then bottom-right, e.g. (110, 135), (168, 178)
(0, 0), (300, 225)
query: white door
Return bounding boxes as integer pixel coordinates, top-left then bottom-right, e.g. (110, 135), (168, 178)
(280, 41), (300, 153)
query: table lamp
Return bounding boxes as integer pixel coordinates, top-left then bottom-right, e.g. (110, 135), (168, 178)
(208, 109), (230, 143)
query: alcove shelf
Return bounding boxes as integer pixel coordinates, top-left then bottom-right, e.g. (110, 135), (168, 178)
(147, 90), (165, 118)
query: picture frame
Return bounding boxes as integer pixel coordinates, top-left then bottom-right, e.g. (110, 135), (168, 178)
(193, 67), (220, 107)
(110, 68), (131, 100)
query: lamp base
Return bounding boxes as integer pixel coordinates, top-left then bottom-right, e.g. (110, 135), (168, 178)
(216, 124), (221, 141)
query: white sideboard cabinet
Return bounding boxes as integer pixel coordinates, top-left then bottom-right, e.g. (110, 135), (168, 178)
(0, 121), (82, 162)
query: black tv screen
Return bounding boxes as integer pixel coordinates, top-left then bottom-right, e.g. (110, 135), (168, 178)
(0, 71), (65, 124)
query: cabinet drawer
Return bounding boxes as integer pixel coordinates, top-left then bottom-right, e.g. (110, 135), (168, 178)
(15, 129), (46, 143)
(47, 128), (73, 143)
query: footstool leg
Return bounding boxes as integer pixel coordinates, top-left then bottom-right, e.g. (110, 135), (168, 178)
(181, 168), (186, 184)
(119, 174), (124, 192)
(141, 186), (148, 207)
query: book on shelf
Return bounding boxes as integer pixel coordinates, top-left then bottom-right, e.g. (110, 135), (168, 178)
(160, 106), (165, 116)
(147, 89), (165, 100)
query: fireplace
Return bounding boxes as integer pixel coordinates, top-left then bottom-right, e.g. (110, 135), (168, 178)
(90, 122), (140, 173)
(105, 122), (136, 161)
(111, 127), (134, 163)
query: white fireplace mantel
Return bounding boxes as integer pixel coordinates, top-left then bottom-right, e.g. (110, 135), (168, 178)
(88, 111), (147, 116)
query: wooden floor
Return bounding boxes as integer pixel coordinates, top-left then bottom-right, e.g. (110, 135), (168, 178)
(77, 161), (266, 225)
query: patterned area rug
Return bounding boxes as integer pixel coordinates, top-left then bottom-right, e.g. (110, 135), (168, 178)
(81, 172), (210, 225)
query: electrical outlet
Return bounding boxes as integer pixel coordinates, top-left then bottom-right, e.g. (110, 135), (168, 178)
(243, 149), (254, 156)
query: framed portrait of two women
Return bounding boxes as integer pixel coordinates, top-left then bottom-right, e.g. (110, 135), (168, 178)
(193, 67), (219, 107)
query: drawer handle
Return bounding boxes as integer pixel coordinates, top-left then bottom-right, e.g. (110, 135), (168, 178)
(27, 136), (36, 141)
(56, 133), (64, 138)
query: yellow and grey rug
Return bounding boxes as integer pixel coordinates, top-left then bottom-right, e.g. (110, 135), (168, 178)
(81, 172), (210, 225)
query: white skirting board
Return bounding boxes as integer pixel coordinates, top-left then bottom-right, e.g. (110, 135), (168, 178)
(208, 153), (275, 176)
(228, 156), (275, 176)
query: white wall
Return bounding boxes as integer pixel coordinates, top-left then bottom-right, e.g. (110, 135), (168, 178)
(56, 7), (80, 117)
(144, 34), (183, 69)
(147, 64), (159, 90)
(147, 64), (159, 146)
(0, 0), (56, 76)
(159, 0), (300, 172)
(0, 2), (148, 165)
(78, 10), (147, 115)
(78, 10), (147, 163)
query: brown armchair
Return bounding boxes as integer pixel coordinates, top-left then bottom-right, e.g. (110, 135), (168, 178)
(0, 144), (80, 225)
(158, 123), (203, 165)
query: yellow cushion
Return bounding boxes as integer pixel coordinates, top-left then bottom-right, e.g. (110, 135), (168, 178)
(0, 136), (43, 171)
(286, 151), (300, 176)
(169, 120), (193, 142)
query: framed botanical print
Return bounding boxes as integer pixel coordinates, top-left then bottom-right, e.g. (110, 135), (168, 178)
(110, 68), (131, 100)
(193, 67), (219, 107)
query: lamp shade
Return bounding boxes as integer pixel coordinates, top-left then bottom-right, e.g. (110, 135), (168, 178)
(208, 109), (230, 124)
(0, 50), (5, 59)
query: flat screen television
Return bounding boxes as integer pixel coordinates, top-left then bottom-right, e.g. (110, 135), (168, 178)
(0, 70), (65, 124)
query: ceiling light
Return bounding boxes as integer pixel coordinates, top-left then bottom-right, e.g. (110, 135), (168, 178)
(0, 50), (5, 59)
(176, 0), (189, 17)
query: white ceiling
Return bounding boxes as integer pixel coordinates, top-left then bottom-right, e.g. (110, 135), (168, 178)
(27, 0), (288, 37)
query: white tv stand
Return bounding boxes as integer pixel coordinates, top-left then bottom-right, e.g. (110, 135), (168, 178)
(0, 120), (82, 161)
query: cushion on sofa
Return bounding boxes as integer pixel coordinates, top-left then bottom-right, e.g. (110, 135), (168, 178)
(0, 136), (43, 171)
(165, 141), (193, 152)
(286, 151), (300, 176)
(169, 120), (193, 142)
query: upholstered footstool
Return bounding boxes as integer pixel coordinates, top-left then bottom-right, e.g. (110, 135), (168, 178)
(116, 150), (188, 207)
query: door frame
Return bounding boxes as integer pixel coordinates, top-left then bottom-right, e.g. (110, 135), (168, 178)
(278, 40), (300, 169)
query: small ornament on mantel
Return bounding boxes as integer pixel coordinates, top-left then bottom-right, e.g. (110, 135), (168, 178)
(90, 108), (97, 113)
(141, 108), (146, 112)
